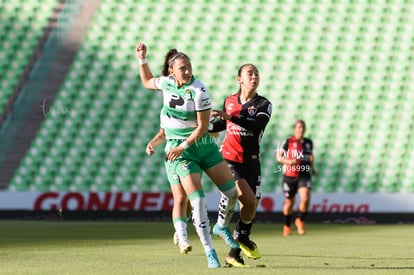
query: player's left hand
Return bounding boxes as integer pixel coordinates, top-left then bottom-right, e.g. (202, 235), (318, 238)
(146, 143), (155, 156)
(212, 110), (231, 120)
(167, 146), (184, 161)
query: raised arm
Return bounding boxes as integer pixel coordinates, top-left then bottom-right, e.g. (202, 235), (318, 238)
(136, 42), (158, 90)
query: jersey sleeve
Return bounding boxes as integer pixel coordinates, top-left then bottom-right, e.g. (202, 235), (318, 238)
(258, 101), (272, 119)
(154, 76), (169, 90)
(210, 100), (227, 133)
(159, 111), (165, 129)
(230, 100), (272, 131)
(282, 138), (289, 151)
(194, 83), (211, 111)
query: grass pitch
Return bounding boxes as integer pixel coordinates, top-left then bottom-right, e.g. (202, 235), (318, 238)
(0, 221), (413, 274)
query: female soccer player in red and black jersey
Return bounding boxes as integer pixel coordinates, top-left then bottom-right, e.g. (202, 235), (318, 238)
(277, 119), (316, 236)
(211, 64), (272, 267)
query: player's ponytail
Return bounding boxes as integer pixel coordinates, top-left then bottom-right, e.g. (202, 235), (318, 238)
(161, 49), (191, 76)
(162, 49), (178, 76)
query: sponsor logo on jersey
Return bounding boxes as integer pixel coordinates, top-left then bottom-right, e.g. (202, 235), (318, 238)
(248, 106), (257, 116)
(181, 163), (189, 171)
(200, 97), (211, 108)
(228, 103), (234, 110)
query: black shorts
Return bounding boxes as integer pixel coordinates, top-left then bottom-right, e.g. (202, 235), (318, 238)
(225, 159), (261, 199)
(282, 175), (312, 199)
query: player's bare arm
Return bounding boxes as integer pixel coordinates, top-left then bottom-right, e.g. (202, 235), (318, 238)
(167, 109), (210, 161)
(309, 153), (317, 175)
(146, 128), (166, 156)
(136, 42), (158, 90)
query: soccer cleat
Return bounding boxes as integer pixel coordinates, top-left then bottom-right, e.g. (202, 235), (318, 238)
(238, 238), (262, 259)
(295, 218), (306, 235)
(212, 224), (239, 249)
(173, 232), (192, 254)
(225, 255), (250, 268)
(283, 225), (292, 237)
(206, 249), (221, 268)
(173, 232), (179, 246)
(179, 240), (192, 255)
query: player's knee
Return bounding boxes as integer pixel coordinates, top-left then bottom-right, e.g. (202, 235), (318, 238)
(244, 198), (256, 213)
(238, 192), (256, 210)
(174, 194), (187, 207)
(301, 194), (310, 205)
(284, 197), (295, 207)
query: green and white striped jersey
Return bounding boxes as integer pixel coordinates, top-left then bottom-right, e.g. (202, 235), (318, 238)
(155, 76), (211, 139)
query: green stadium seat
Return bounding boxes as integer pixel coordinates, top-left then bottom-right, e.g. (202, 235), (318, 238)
(0, 0), (55, 114)
(6, 0), (414, 194)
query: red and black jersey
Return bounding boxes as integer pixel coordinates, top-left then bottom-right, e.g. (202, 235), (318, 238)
(282, 137), (303, 177)
(299, 138), (313, 177)
(211, 93), (272, 163)
(281, 137), (313, 177)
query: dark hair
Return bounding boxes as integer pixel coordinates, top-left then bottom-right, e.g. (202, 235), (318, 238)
(161, 49), (190, 76)
(237, 63), (257, 77)
(293, 119), (306, 128)
(237, 63), (258, 92)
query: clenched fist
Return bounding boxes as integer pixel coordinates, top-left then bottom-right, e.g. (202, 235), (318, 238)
(136, 42), (147, 60)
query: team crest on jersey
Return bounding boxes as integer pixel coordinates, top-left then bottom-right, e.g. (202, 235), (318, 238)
(248, 106), (257, 116)
(183, 89), (192, 100)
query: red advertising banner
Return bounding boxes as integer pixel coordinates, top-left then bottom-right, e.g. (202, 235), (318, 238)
(0, 192), (413, 213)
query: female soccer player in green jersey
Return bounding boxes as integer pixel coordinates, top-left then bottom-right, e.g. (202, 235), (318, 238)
(136, 42), (238, 268)
(146, 127), (192, 255)
(146, 120), (221, 256)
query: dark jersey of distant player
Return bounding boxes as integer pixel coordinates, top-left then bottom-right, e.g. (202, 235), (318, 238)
(282, 137), (303, 177)
(211, 92), (272, 163)
(282, 137), (313, 178)
(299, 137), (313, 178)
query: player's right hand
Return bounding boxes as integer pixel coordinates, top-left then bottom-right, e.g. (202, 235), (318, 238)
(212, 110), (231, 120)
(146, 143), (155, 156)
(136, 42), (147, 60)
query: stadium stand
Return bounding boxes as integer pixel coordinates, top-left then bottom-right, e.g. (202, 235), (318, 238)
(5, 0), (414, 194)
(0, 0), (56, 114)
